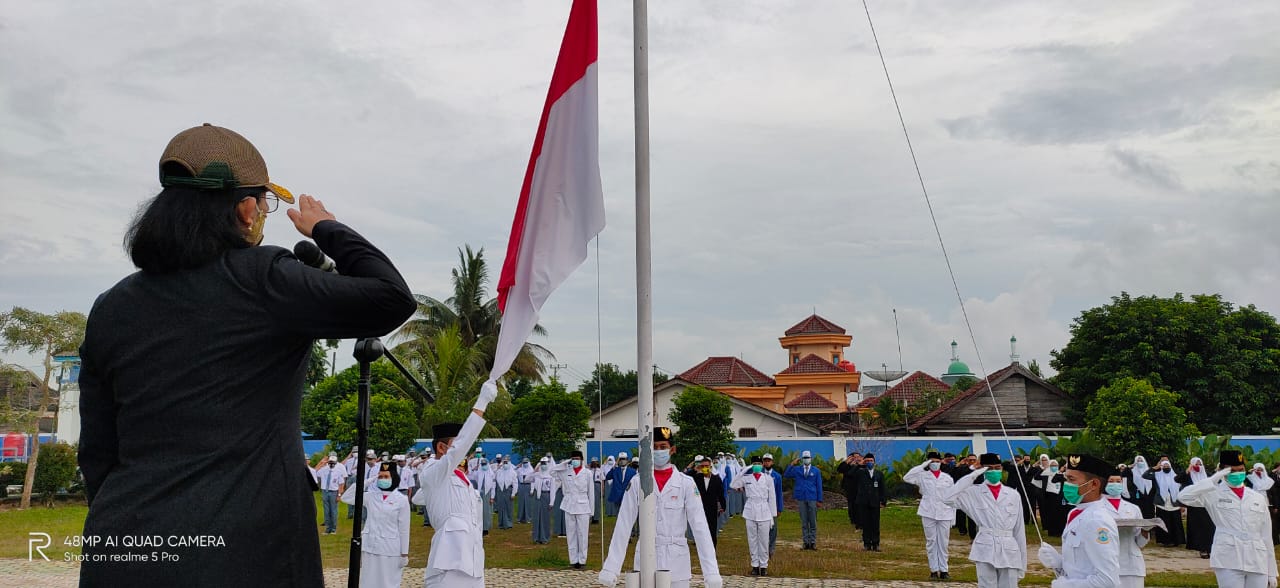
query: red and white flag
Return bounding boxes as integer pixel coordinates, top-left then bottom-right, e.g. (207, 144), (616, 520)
(489, 0), (604, 383)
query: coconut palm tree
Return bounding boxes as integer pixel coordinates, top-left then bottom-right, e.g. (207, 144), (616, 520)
(393, 245), (551, 382)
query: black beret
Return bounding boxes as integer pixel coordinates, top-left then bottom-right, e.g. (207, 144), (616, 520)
(864, 453), (875, 460)
(979, 453), (1002, 466)
(432, 422), (463, 442)
(751, 456), (762, 464)
(570, 450), (584, 459)
(654, 426), (674, 443)
(1066, 454), (1114, 479)
(1220, 450), (1245, 468)
(927, 451), (942, 460)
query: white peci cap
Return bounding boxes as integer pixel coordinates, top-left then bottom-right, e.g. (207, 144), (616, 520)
(762, 453), (774, 460)
(801, 450), (812, 458)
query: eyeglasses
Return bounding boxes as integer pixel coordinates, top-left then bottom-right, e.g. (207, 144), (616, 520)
(259, 193), (280, 213)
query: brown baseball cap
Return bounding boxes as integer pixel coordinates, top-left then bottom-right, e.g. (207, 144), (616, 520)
(158, 123), (293, 203)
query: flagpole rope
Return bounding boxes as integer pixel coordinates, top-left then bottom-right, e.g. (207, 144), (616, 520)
(859, 0), (1044, 544)
(594, 235), (606, 561)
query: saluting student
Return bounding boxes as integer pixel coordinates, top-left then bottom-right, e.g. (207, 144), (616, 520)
(341, 462), (410, 588)
(1179, 456), (1217, 559)
(942, 453), (1026, 588)
(731, 456), (777, 576)
(1037, 454), (1121, 588)
(1103, 473), (1148, 588)
(550, 449), (595, 570)
(494, 457), (519, 530)
(1178, 450), (1278, 588)
(903, 451), (956, 580)
(529, 457), (555, 544)
(784, 450), (824, 550)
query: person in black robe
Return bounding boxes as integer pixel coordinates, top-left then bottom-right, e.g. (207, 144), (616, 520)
(1177, 457), (1216, 558)
(949, 454), (979, 538)
(1143, 456), (1186, 547)
(836, 452), (864, 528)
(77, 124), (416, 587)
(689, 456), (726, 546)
(1125, 456), (1156, 519)
(1268, 464), (1280, 544)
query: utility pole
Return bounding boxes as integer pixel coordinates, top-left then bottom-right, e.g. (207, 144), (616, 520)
(549, 363), (569, 380)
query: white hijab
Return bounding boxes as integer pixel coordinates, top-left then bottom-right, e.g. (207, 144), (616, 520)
(1250, 463), (1275, 492)
(1131, 456), (1152, 494)
(1188, 457), (1208, 484)
(1043, 460), (1062, 493)
(601, 456), (615, 478)
(1155, 460), (1179, 505)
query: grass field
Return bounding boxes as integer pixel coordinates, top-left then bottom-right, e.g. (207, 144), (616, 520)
(0, 496), (1227, 586)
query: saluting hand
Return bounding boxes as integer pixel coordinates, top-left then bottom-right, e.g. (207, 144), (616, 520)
(286, 194), (337, 238)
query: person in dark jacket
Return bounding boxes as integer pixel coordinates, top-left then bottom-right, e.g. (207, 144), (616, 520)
(836, 452), (864, 528)
(689, 455), (726, 545)
(949, 454), (980, 538)
(851, 453), (887, 551)
(1143, 456), (1186, 547)
(77, 124), (416, 587)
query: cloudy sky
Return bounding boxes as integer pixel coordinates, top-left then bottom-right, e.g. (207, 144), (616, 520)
(2, 1), (1277, 391)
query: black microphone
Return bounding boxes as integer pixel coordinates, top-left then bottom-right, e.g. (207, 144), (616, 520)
(293, 240), (337, 273)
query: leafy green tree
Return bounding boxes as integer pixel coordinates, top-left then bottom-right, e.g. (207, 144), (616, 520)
(328, 393), (420, 457)
(393, 246), (552, 382)
(406, 325), (511, 438)
(668, 385), (735, 460)
(1051, 292), (1280, 434)
(575, 363), (670, 411)
(1085, 377), (1199, 464)
(507, 379), (591, 459)
(300, 360), (410, 439)
(949, 376), (978, 394)
(1027, 359), (1043, 377)
(306, 339), (341, 388)
(32, 442), (77, 507)
(0, 307), (86, 509)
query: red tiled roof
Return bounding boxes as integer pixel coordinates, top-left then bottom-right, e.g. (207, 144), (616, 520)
(777, 353), (847, 375)
(853, 371), (951, 410)
(784, 314), (846, 336)
(678, 356), (775, 387)
(909, 363), (1070, 429)
(784, 390), (839, 409)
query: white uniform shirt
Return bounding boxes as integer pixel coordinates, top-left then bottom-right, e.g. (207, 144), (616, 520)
(397, 464), (414, 490)
(1103, 498), (1148, 578)
(341, 481), (410, 557)
(470, 466), (496, 500)
(531, 469), (556, 498)
(411, 413), (487, 578)
(903, 463), (957, 522)
(317, 462), (348, 492)
(1179, 474), (1279, 579)
(1055, 499), (1121, 588)
(729, 470), (777, 522)
(551, 461), (595, 515)
(516, 463), (534, 483)
(495, 465), (519, 496)
(601, 468), (721, 585)
(942, 470), (1027, 573)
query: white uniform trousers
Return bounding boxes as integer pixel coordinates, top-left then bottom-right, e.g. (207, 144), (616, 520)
(360, 553), (401, 588)
(747, 519), (772, 568)
(1214, 568), (1269, 588)
(922, 517), (951, 572)
(1120, 575), (1144, 588)
(975, 562), (1019, 588)
(424, 568), (483, 588)
(565, 512), (591, 564)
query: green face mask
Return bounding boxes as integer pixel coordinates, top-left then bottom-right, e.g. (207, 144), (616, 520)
(984, 470), (1003, 485)
(1063, 481), (1085, 504)
(1227, 471), (1248, 487)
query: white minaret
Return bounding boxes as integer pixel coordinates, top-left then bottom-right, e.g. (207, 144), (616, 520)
(1009, 335), (1020, 365)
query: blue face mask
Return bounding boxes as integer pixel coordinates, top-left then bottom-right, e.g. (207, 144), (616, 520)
(571, 459), (582, 468)
(377, 478), (393, 490)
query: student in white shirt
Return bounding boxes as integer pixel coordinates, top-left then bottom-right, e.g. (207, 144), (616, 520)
(340, 461), (410, 588)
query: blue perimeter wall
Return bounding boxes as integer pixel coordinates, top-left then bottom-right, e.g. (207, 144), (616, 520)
(301, 435), (1280, 470)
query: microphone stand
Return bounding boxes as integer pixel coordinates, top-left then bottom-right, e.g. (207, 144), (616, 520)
(348, 337), (434, 587)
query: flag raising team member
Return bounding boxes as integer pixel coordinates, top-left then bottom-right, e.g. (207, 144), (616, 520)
(1103, 472), (1149, 588)
(903, 451), (956, 579)
(1177, 450), (1278, 588)
(1037, 454), (1121, 588)
(943, 453), (1027, 588)
(599, 427), (722, 588)
(550, 449), (595, 569)
(341, 462), (410, 588)
(731, 456), (778, 576)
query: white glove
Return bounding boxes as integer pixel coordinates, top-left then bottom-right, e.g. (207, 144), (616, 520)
(1210, 467), (1231, 482)
(1038, 543), (1062, 570)
(597, 569), (618, 587)
(704, 575), (723, 588)
(474, 381), (499, 410)
(399, 555), (409, 568)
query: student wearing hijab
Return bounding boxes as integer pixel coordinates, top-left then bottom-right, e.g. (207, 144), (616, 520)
(1028, 454), (1052, 519)
(1179, 456), (1216, 559)
(1042, 459), (1068, 537)
(732, 456), (778, 576)
(494, 457), (519, 530)
(903, 451), (956, 580)
(341, 462), (410, 588)
(1128, 456), (1155, 519)
(600, 456), (617, 517)
(1104, 472), (1149, 588)
(942, 453), (1026, 588)
(1248, 463), (1276, 493)
(550, 449), (595, 569)
(516, 457), (534, 524)
(529, 457), (555, 544)
(1143, 456), (1186, 547)
(1179, 450), (1279, 588)
(469, 456), (496, 535)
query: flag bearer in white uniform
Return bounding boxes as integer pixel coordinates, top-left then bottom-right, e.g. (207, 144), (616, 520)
(730, 455), (777, 577)
(903, 450), (956, 580)
(599, 427), (722, 588)
(340, 461), (410, 588)
(1102, 473), (1148, 588)
(412, 381), (496, 588)
(942, 452), (1026, 588)
(552, 449), (596, 569)
(1178, 449), (1278, 588)
(1037, 454), (1121, 588)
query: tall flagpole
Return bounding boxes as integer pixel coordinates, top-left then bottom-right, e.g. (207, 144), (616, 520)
(632, 0), (657, 586)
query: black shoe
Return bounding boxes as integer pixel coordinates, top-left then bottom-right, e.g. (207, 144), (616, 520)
(750, 567), (759, 576)
(940, 572), (950, 580)
(930, 572), (938, 579)
(759, 567), (768, 576)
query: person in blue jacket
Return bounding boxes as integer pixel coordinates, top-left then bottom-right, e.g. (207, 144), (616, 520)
(606, 453), (638, 506)
(762, 453), (785, 555)
(784, 450), (825, 550)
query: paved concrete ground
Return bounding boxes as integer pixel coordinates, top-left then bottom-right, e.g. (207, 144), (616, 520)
(0, 561), (973, 587)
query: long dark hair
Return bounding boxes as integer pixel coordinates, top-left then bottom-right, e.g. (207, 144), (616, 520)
(124, 185), (254, 274)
